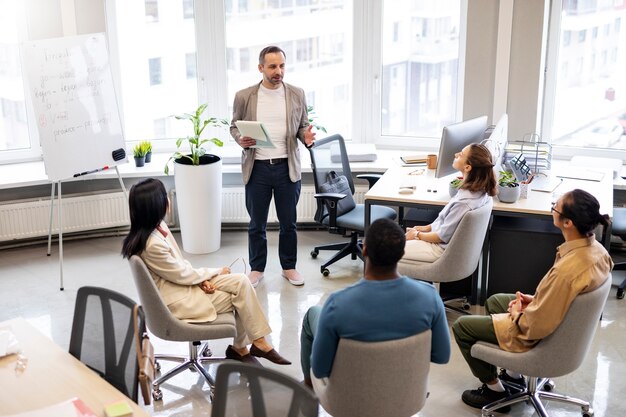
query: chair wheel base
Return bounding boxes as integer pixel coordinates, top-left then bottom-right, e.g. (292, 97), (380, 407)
(321, 268), (330, 277)
(310, 250), (318, 259)
(617, 288), (624, 299)
(153, 388), (163, 401)
(582, 407), (594, 417)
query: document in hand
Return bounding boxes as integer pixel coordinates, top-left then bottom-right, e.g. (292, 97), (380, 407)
(235, 120), (276, 148)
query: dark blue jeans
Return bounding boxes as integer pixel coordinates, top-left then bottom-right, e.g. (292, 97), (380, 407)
(245, 160), (301, 271)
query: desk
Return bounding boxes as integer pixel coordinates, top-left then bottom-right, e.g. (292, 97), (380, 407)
(364, 166), (614, 303)
(0, 318), (150, 417)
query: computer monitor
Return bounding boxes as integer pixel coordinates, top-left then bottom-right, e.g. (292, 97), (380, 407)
(435, 115), (488, 178)
(484, 113), (508, 174)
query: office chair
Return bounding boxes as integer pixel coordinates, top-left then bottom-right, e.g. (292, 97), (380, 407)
(471, 276), (611, 417)
(211, 362), (319, 417)
(129, 255), (237, 401)
(309, 134), (396, 276)
(610, 208), (626, 299)
(69, 286), (143, 402)
(397, 199), (493, 313)
(311, 331), (432, 417)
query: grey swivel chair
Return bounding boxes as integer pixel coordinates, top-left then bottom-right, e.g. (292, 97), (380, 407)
(311, 331), (431, 417)
(129, 255), (237, 401)
(211, 362), (319, 417)
(309, 134), (396, 276)
(471, 276), (611, 417)
(610, 207), (626, 299)
(397, 199), (493, 313)
(69, 286), (143, 402)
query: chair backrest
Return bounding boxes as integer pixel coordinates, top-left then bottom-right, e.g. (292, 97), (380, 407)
(313, 331), (431, 417)
(398, 198), (493, 283)
(69, 286), (142, 402)
(211, 362), (319, 417)
(309, 134), (354, 223)
(128, 255), (236, 342)
(510, 275), (611, 378)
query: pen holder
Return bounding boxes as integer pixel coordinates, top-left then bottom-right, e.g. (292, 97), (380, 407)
(519, 183), (529, 199)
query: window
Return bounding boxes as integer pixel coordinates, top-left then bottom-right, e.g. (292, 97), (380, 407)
(224, 1), (353, 138)
(563, 30), (571, 46)
(106, 0), (198, 144)
(380, 0), (461, 139)
(183, 0), (194, 19)
(545, 2), (626, 151)
(0, 0), (32, 157)
(148, 58), (162, 85)
(185, 52), (196, 79)
(145, 0), (158, 23)
(578, 29), (586, 43)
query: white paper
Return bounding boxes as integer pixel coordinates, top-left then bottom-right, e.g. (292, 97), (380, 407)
(235, 120), (275, 148)
(0, 329), (20, 357)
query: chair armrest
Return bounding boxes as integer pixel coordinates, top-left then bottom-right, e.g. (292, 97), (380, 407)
(314, 193), (346, 230)
(356, 173), (382, 189)
(613, 262), (626, 271)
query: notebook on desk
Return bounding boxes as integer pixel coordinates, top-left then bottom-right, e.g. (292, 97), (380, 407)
(530, 175), (563, 193)
(555, 167), (605, 182)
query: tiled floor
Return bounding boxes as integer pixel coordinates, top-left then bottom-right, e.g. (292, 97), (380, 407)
(1, 229), (625, 416)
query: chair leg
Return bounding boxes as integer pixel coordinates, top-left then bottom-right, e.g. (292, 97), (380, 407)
(617, 278), (625, 299)
(152, 341), (227, 402)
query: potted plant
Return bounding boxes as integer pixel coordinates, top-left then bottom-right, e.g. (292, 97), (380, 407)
(307, 105), (327, 134)
(140, 140), (152, 163)
(165, 103), (230, 254)
(449, 177), (463, 198)
(133, 144), (147, 167)
(497, 170), (520, 203)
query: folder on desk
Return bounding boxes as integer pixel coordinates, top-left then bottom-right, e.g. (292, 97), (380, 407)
(530, 176), (562, 193)
(234, 121), (275, 148)
(400, 154), (428, 165)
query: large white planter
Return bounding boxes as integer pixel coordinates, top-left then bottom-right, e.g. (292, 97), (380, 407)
(174, 155), (222, 254)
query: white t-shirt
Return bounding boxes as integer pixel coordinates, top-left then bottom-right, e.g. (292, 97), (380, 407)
(255, 83), (288, 160)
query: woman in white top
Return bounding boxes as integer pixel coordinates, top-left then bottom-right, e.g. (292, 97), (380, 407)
(404, 143), (496, 262)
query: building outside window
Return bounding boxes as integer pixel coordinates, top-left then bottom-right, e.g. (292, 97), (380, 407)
(0, 0), (31, 156)
(183, 0), (193, 19)
(547, 2), (626, 150)
(224, 0), (353, 138)
(148, 57), (162, 86)
(380, 0), (461, 139)
(145, 0), (158, 23)
(185, 52), (196, 79)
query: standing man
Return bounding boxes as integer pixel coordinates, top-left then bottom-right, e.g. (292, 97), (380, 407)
(230, 46), (316, 288)
(300, 218), (451, 387)
(453, 189), (612, 410)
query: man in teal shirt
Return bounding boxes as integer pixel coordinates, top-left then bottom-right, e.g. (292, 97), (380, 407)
(300, 218), (451, 386)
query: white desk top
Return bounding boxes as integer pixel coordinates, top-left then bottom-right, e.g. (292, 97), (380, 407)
(365, 163), (614, 217)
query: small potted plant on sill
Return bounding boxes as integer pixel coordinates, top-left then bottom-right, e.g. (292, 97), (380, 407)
(165, 103), (229, 254)
(497, 170), (520, 203)
(140, 140), (153, 163)
(133, 143), (147, 167)
(449, 177), (463, 198)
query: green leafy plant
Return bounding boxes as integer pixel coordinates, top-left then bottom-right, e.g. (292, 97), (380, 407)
(164, 103), (229, 175)
(139, 140), (152, 155)
(307, 105), (327, 133)
(133, 143), (147, 158)
(498, 170), (519, 188)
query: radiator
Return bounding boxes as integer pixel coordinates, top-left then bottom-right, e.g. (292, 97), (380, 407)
(0, 186), (368, 242)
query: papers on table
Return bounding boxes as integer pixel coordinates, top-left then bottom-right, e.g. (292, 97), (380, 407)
(235, 121), (275, 148)
(5, 398), (96, 417)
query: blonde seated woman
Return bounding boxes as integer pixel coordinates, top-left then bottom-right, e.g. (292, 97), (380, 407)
(403, 143), (496, 263)
(121, 178), (290, 366)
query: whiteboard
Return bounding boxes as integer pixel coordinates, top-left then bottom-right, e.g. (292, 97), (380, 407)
(21, 33), (127, 181)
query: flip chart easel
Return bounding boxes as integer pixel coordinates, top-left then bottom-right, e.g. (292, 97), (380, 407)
(21, 33), (128, 290)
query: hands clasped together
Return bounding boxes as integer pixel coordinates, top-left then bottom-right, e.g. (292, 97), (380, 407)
(199, 266), (231, 294)
(508, 291), (534, 314)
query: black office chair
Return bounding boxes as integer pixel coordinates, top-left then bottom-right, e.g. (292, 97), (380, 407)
(211, 362), (319, 417)
(611, 208), (626, 299)
(69, 286), (143, 402)
(309, 134), (396, 276)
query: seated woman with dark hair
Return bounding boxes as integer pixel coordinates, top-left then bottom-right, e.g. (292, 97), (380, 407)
(403, 143), (497, 263)
(121, 178), (290, 365)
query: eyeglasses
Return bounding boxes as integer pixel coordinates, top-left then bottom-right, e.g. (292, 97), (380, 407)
(550, 202), (564, 216)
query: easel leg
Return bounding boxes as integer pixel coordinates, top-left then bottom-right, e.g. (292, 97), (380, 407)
(115, 166), (128, 201)
(58, 181), (64, 291)
(47, 182), (56, 256)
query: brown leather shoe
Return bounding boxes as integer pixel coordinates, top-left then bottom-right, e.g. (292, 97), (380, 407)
(225, 345), (261, 366)
(250, 344), (292, 365)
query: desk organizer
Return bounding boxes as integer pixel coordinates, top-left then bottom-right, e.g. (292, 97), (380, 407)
(504, 133), (552, 174)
